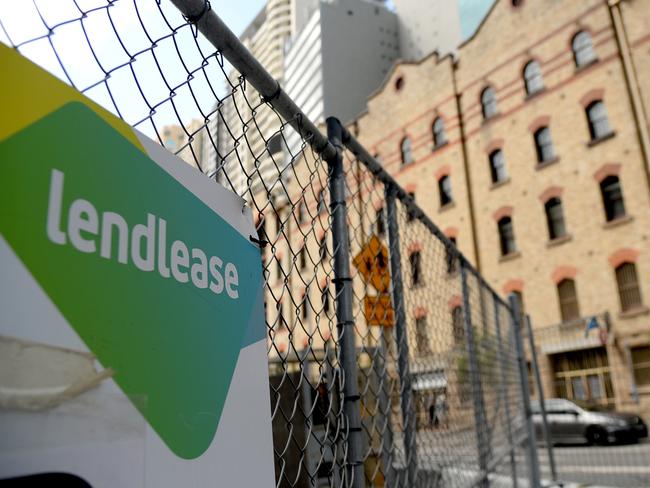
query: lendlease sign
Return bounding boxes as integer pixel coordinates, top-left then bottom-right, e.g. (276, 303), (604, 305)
(46, 169), (241, 299)
(0, 45), (274, 487)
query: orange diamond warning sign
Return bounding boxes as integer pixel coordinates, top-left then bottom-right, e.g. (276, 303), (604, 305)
(353, 235), (390, 293)
(364, 294), (394, 327)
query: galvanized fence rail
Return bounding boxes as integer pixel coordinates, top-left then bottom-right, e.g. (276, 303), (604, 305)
(1, 1), (545, 487)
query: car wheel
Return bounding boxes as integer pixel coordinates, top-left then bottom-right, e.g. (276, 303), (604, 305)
(586, 426), (608, 446)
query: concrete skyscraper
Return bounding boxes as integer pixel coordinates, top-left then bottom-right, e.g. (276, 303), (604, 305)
(393, 0), (463, 60)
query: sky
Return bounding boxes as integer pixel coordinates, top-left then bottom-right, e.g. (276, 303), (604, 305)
(218, 0), (266, 37)
(460, 0), (496, 40)
(0, 1), (268, 140)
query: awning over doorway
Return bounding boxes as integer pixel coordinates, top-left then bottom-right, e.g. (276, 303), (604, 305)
(411, 371), (447, 391)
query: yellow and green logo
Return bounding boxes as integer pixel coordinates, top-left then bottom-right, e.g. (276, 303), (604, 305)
(0, 45), (265, 459)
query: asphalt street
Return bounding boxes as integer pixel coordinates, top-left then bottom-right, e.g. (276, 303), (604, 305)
(392, 428), (650, 487)
(537, 439), (650, 487)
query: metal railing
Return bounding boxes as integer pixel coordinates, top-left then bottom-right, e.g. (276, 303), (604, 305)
(0, 1), (544, 486)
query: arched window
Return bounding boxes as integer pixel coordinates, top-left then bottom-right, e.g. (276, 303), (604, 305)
(489, 149), (507, 183)
(376, 207), (386, 236)
(275, 210), (283, 236)
(586, 101), (612, 141)
(276, 301), (286, 329)
(451, 305), (464, 345)
(524, 60), (544, 95)
(301, 290), (310, 320)
(544, 197), (567, 240)
(319, 235), (327, 262)
(481, 86), (498, 120)
(276, 255), (284, 280)
(497, 216), (516, 256)
(446, 236), (457, 274)
(557, 279), (580, 322)
(572, 31), (597, 68)
(600, 175), (626, 221)
(409, 251), (422, 286)
(616, 262), (642, 312)
(534, 126), (555, 163)
(432, 117), (447, 147)
(513, 290), (525, 324)
(299, 245), (307, 270)
(321, 285), (330, 313)
(438, 175), (453, 207)
(317, 189), (326, 214)
(415, 315), (431, 355)
(297, 200), (305, 224)
(401, 137), (413, 165)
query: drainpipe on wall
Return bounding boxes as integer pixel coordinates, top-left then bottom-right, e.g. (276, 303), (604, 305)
(451, 61), (482, 273)
(607, 0), (650, 195)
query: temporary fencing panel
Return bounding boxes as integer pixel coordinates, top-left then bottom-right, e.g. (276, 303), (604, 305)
(0, 1), (560, 487)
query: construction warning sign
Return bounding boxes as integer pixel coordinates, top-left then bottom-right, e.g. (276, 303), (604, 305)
(353, 235), (391, 293)
(363, 294), (395, 327)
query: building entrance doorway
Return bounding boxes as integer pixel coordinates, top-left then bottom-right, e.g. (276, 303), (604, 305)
(552, 347), (614, 408)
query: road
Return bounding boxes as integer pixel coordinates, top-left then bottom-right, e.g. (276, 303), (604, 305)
(536, 439), (650, 487)
(391, 425), (650, 487)
(392, 427), (650, 487)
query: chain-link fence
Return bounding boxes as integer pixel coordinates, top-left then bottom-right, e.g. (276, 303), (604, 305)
(0, 1), (554, 487)
(338, 140), (538, 488)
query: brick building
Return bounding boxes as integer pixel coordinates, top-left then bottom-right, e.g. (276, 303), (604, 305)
(252, 3), (650, 480)
(260, 0), (650, 419)
(351, 0), (650, 416)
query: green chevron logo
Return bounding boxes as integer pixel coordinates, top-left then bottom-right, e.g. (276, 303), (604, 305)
(0, 101), (265, 459)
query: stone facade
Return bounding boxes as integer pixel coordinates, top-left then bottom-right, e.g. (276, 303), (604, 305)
(258, 0), (650, 420)
(352, 0), (650, 416)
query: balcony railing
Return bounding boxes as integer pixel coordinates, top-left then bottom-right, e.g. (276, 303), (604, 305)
(528, 312), (612, 355)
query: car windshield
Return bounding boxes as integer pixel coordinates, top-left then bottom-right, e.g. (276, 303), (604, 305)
(575, 402), (611, 413)
(538, 399), (582, 414)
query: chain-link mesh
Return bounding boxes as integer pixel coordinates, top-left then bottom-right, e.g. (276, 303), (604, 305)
(0, 2), (347, 486)
(460, 268), (531, 487)
(339, 144), (534, 487)
(342, 155), (404, 486)
(1, 2), (545, 487)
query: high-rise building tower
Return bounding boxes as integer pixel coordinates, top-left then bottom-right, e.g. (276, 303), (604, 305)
(210, 0), (494, 197)
(283, 0), (400, 155)
(393, 0), (463, 60)
(214, 0), (295, 197)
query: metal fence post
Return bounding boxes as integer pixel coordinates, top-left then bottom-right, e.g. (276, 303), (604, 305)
(509, 294), (542, 488)
(525, 315), (558, 484)
(460, 262), (489, 488)
(385, 183), (418, 487)
(325, 118), (364, 488)
(492, 293), (518, 488)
